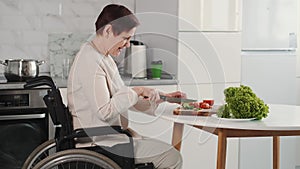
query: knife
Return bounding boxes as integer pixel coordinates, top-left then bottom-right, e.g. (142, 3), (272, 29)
(159, 95), (197, 103)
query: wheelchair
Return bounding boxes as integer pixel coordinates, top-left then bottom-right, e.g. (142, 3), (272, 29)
(22, 76), (154, 169)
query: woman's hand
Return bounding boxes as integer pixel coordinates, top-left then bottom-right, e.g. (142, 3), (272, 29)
(132, 86), (160, 103)
(163, 91), (187, 99)
(158, 91), (187, 104)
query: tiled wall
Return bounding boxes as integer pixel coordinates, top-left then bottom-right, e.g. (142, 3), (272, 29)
(0, 0), (134, 73)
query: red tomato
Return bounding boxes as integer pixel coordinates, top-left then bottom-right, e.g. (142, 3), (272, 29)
(203, 99), (214, 106)
(200, 102), (210, 109)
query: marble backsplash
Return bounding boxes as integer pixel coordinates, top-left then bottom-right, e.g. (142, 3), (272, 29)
(48, 33), (92, 79)
(0, 0), (177, 81)
(0, 0), (135, 74)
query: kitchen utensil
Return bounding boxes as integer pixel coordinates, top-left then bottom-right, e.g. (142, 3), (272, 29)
(0, 59), (45, 82)
(160, 95), (197, 103)
(124, 40), (147, 79)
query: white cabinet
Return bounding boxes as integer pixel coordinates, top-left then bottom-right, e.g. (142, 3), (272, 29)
(135, 0), (178, 77)
(242, 0), (297, 50)
(178, 32), (241, 84)
(177, 31), (241, 169)
(241, 53), (299, 169)
(179, 0), (202, 31)
(179, 0), (241, 31)
(241, 53), (297, 105)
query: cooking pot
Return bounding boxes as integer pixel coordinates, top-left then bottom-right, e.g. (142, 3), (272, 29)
(0, 59), (45, 82)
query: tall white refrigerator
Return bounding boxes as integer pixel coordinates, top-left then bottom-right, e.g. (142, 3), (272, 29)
(240, 0), (299, 168)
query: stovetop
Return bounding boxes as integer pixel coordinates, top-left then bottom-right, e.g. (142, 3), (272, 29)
(0, 74), (52, 90)
(0, 74), (24, 89)
(0, 73), (66, 89)
(0, 82), (28, 90)
(0, 74), (7, 83)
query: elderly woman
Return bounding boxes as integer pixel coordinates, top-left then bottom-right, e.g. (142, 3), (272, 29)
(67, 4), (183, 169)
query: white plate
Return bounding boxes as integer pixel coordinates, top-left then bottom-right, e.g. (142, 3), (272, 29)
(211, 114), (256, 122)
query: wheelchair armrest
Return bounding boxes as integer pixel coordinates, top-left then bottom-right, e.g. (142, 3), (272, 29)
(26, 76), (55, 86)
(64, 126), (132, 140)
(24, 76), (56, 90)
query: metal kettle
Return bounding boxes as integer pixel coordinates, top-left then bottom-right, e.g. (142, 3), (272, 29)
(124, 40), (147, 79)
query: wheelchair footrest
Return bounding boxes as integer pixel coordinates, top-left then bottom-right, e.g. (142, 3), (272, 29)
(135, 162), (154, 169)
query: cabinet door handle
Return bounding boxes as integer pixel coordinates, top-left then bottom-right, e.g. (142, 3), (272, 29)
(0, 113), (46, 120)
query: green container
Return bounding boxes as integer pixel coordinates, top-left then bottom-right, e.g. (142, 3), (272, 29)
(151, 60), (163, 79)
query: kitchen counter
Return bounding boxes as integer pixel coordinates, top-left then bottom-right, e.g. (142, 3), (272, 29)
(122, 77), (178, 86)
(52, 76), (178, 88)
(0, 74), (51, 90)
(0, 73), (178, 89)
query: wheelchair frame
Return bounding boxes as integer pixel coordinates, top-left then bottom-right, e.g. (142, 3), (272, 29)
(21, 76), (154, 169)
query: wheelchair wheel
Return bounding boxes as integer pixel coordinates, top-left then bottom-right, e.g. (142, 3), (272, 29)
(32, 149), (121, 169)
(22, 139), (56, 169)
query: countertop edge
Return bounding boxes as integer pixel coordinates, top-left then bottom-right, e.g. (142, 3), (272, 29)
(53, 77), (178, 88)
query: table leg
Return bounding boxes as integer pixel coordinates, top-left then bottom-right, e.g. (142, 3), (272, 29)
(217, 129), (227, 169)
(273, 136), (280, 169)
(172, 122), (184, 151)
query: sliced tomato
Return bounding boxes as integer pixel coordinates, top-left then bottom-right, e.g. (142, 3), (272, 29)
(200, 102), (210, 109)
